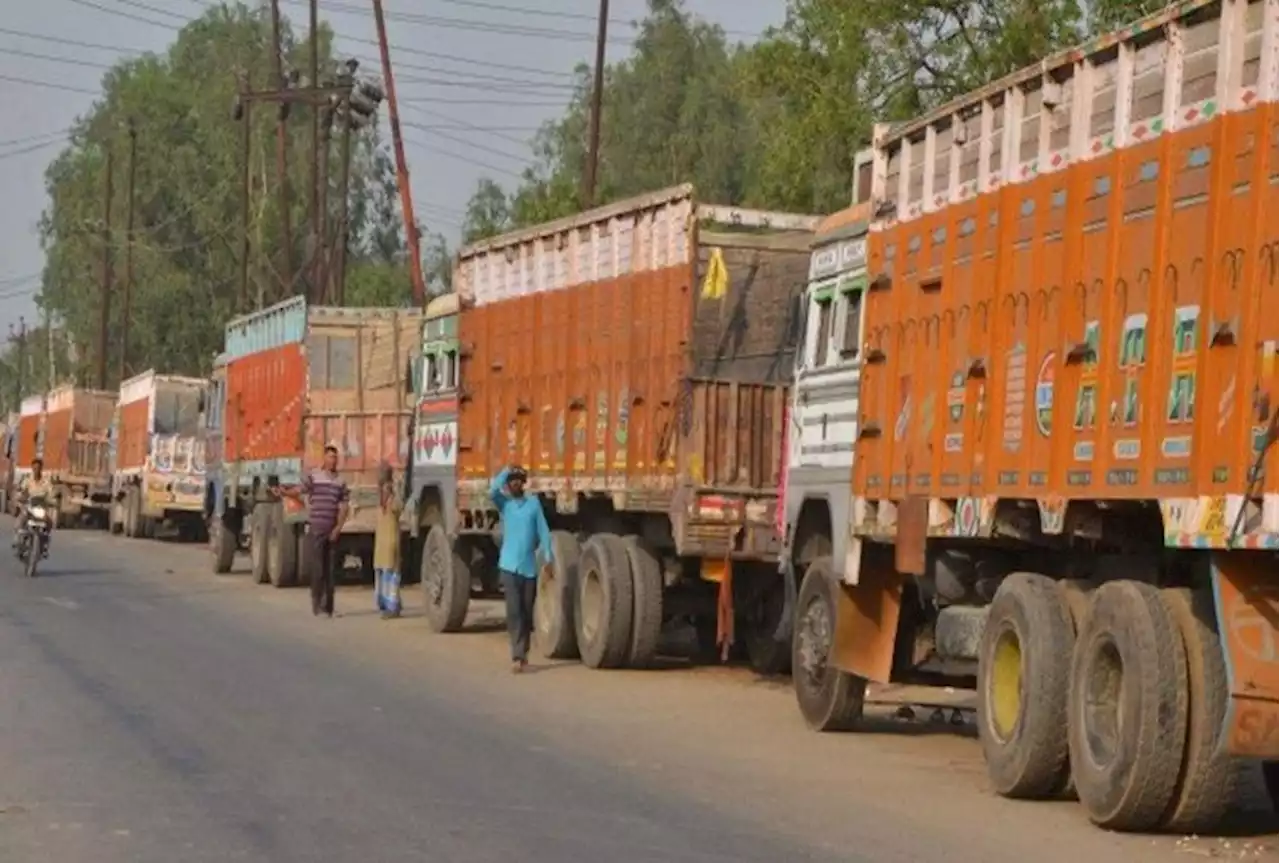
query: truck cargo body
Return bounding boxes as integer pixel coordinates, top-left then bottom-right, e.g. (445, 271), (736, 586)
(211, 296), (422, 588)
(791, 0), (1279, 834)
(421, 184), (817, 674)
(14, 386), (116, 525)
(0, 414), (16, 514)
(405, 293), (461, 563)
(109, 370), (208, 539)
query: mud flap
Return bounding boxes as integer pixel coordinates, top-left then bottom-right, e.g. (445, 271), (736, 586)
(831, 543), (905, 684)
(1211, 550), (1279, 759)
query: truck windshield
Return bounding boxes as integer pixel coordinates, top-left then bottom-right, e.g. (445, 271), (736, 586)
(155, 390), (202, 436)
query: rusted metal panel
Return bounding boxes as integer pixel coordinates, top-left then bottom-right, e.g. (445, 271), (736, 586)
(1212, 550), (1279, 758)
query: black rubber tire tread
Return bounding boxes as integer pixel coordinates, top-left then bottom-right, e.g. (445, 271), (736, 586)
(622, 536), (663, 669)
(791, 557), (866, 732)
(534, 531), (580, 660)
(1159, 587), (1237, 833)
(211, 517), (236, 574)
(1052, 578), (1094, 798)
(250, 507), (270, 584)
(575, 533), (634, 670)
(266, 505), (298, 588)
(123, 488), (139, 538)
(978, 572), (1077, 800)
(420, 525), (470, 633)
(742, 576), (792, 676)
(1068, 580), (1189, 832)
(294, 529), (311, 587)
(1263, 761), (1277, 814)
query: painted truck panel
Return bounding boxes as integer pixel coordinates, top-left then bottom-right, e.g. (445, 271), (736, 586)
(455, 185), (814, 558)
(16, 394), (44, 472)
(114, 370), (208, 517)
(41, 387), (115, 484)
(408, 292), (461, 532)
(222, 299), (422, 531)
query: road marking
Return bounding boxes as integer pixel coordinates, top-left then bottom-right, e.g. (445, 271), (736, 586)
(41, 597), (80, 611)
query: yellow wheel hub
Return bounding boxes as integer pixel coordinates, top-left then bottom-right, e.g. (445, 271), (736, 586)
(991, 629), (1023, 740)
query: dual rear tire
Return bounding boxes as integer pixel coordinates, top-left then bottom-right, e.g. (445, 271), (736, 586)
(978, 575), (1240, 833)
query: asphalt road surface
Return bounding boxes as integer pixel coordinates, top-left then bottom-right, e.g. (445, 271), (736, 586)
(1, 519), (1274, 863)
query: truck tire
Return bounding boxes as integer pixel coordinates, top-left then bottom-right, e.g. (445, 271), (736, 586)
(1264, 762), (1277, 814)
(792, 557), (866, 731)
(1068, 580), (1188, 832)
(211, 516), (236, 574)
(623, 536), (663, 669)
(123, 487), (139, 538)
(421, 525), (470, 633)
(1159, 588), (1236, 833)
(742, 575), (792, 676)
(250, 507), (270, 584)
(978, 572), (1076, 799)
(266, 505), (298, 588)
(575, 533), (634, 670)
(534, 531), (581, 661)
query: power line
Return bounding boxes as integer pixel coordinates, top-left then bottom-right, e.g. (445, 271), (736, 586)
(64, 0), (182, 30)
(4, 45), (116, 71)
(400, 132), (525, 181)
(401, 120), (531, 166)
(0, 139), (66, 161)
(0, 73), (99, 96)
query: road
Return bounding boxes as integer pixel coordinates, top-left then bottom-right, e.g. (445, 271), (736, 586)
(0, 520), (1273, 863)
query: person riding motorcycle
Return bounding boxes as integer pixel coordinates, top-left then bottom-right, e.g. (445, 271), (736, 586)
(12, 458), (54, 550)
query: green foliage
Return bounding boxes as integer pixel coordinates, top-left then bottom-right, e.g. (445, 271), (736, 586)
(22, 1), (426, 396)
(463, 0), (1164, 235)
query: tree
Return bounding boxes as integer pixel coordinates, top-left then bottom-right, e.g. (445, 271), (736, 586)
(34, 2), (408, 386)
(461, 178), (512, 244)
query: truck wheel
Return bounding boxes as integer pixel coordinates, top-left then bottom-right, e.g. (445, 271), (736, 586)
(742, 575), (791, 676)
(623, 536), (663, 669)
(792, 557), (866, 731)
(266, 506), (298, 588)
(1264, 762), (1278, 814)
(1068, 580), (1188, 832)
(250, 507), (270, 584)
(534, 531), (581, 661)
(211, 517), (236, 574)
(1159, 588), (1236, 832)
(978, 572), (1076, 800)
(421, 525), (470, 633)
(123, 488), (139, 538)
(575, 533), (634, 670)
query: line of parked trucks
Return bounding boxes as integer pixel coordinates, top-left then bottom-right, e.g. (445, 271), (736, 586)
(2, 0), (1275, 834)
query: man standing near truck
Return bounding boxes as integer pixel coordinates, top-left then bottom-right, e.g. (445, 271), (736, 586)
(277, 444), (349, 617)
(490, 465), (553, 673)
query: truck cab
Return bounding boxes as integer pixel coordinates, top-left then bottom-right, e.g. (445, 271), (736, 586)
(405, 293), (461, 578)
(781, 152), (874, 590)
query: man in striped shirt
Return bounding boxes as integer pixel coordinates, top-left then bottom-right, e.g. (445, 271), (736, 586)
(279, 445), (349, 617)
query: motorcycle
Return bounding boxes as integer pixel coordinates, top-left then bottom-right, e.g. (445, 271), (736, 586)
(16, 497), (52, 578)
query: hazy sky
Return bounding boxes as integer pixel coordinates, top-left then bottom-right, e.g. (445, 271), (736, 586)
(0, 0), (786, 335)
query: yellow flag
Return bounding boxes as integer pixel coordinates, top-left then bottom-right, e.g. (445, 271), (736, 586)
(700, 247), (728, 300)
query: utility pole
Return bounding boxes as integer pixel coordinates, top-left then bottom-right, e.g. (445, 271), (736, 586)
(309, 0), (321, 302)
(237, 73), (253, 311)
(120, 119), (137, 382)
(97, 144), (114, 392)
(371, 0), (426, 305)
(270, 0), (294, 302)
(43, 304), (54, 392)
(334, 108), (353, 305)
(8, 319), (26, 410)
(582, 0), (610, 209)
(317, 103), (334, 303)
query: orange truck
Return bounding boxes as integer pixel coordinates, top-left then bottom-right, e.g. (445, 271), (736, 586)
(210, 296), (421, 587)
(109, 370), (208, 540)
(11, 386), (116, 527)
(417, 185), (819, 673)
(785, 0), (1278, 833)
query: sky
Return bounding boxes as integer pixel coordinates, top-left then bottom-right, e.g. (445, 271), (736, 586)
(0, 0), (786, 337)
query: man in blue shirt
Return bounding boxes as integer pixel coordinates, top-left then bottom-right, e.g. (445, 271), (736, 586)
(490, 464), (554, 673)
